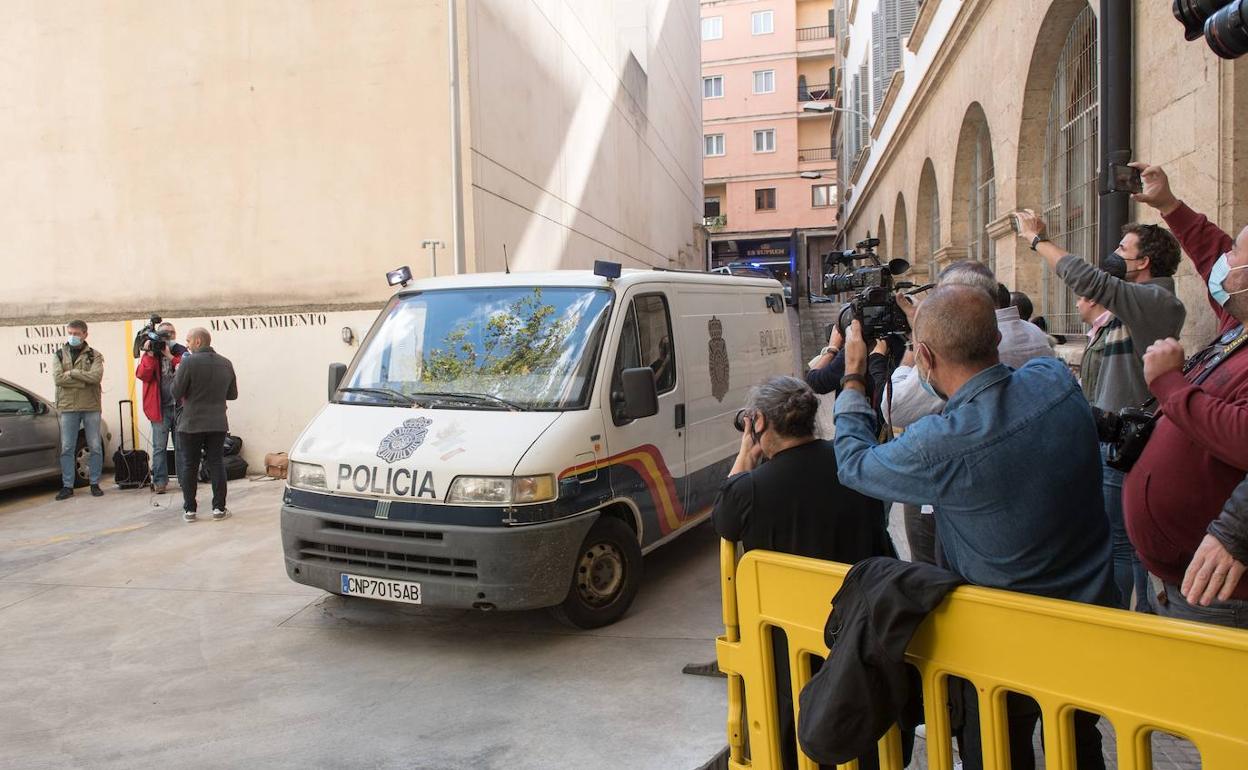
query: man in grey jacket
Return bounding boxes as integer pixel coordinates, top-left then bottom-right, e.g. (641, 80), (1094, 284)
(171, 328), (238, 522)
(1015, 210), (1186, 611)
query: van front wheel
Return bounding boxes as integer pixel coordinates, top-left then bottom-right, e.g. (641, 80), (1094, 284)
(550, 516), (643, 629)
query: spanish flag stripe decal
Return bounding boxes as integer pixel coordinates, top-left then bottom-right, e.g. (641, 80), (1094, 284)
(560, 445), (686, 533)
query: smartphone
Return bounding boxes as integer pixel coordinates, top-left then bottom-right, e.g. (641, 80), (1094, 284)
(1009, 212), (1021, 233)
(1110, 163), (1143, 194)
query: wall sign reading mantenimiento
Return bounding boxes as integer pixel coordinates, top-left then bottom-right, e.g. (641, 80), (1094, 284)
(210, 314), (328, 332)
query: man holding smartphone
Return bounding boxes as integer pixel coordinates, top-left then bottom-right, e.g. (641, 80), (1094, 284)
(1014, 202), (1185, 611)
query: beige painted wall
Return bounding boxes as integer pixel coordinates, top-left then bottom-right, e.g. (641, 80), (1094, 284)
(0, 0), (453, 322)
(839, 0), (1238, 349)
(3, 310), (380, 473)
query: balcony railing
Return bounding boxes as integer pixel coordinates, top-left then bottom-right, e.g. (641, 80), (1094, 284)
(797, 25), (832, 41)
(798, 147), (834, 162)
(703, 214), (727, 231)
(798, 83), (832, 101)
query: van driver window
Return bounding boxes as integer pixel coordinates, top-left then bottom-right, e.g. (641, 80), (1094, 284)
(611, 294), (676, 424)
(635, 295), (676, 393)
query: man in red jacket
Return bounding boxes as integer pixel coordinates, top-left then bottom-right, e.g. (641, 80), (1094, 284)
(1127, 162), (1248, 628)
(134, 321), (187, 493)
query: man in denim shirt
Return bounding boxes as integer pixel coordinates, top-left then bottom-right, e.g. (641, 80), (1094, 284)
(834, 285), (1114, 770)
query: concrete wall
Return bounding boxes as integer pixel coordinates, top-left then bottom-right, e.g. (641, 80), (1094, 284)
(0, 0), (708, 479)
(838, 0), (1240, 349)
(465, 0), (705, 273)
(4, 312), (378, 473)
(0, 0), (452, 321)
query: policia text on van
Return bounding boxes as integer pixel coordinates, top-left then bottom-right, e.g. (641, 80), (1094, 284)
(280, 262), (794, 628)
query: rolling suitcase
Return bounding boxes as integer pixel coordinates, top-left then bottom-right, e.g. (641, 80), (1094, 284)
(112, 399), (150, 489)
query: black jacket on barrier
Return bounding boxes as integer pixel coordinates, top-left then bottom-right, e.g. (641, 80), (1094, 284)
(797, 557), (962, 766)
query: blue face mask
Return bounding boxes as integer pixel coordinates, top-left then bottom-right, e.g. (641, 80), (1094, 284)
(916, 347), (947, 401)
(67, 335), (83, 347)
(1209, 252), (1248, 306)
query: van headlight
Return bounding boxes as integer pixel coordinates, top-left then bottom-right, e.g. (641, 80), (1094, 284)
(289, 461), (328, 490)
(447, 475), (555, 504)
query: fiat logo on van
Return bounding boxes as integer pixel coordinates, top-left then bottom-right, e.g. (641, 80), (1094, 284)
(377, 417), (433, 463)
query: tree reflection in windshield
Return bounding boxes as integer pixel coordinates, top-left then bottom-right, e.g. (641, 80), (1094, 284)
(342, 286), (612, 410)
(424, 289), (575, 383)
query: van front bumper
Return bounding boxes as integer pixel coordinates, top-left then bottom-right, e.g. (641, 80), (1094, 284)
(280, 497), (598, 611)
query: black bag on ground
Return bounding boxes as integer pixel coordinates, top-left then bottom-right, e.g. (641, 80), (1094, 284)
(223, 434), (243, 456)
(198, 454), (248, 482)
(112, 400), (150, 489)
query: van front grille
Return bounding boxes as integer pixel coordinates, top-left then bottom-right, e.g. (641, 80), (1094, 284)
(300, 541), (478, 579)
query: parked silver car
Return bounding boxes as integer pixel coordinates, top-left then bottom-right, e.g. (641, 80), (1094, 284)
(0, 378), (111, 491)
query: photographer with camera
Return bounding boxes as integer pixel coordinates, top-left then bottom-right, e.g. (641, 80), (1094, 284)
(713, 375), (897, 770)
(835, 286), (1113, 770)
(1014, 207), (1185, 611)
(1116, 161), (1248, 628)
(880, 261), (1055, 566)
(134, 321), (187, 494)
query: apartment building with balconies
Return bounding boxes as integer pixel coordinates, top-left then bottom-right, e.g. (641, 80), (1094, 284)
(700, 0), (838, 317)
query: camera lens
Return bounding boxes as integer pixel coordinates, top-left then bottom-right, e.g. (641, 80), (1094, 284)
(1205, 1), (1248, 58)
(1175, 0), (1235, 41)
(733, 409), (749, 432)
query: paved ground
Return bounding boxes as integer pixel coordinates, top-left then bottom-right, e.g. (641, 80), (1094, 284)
(0, 479), (730, 770)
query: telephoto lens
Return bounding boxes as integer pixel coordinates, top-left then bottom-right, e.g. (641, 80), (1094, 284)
(733, 409), (750, 432)
(1206, 0), (1248, 58)
(1174, 0), (1234, 41)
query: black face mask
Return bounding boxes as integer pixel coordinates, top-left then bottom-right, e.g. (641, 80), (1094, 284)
(1101, 254), (1129, 280)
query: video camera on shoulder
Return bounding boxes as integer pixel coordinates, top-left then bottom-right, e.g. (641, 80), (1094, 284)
(132, 313), (171, 358)
(822, 238), (915, 344)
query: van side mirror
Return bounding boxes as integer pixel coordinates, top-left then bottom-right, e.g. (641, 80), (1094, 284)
(328, 363), (347, 401)
(620, 367), (659, 420)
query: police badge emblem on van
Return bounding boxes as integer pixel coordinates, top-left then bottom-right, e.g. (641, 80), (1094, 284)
(376, 417), (433, 463)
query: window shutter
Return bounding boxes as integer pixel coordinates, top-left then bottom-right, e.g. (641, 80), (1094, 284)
(871, 12), (884, 112)
(849, 73), (861, 159)
(884, 0), (902, 76)
(899, 0), (918, 39)
(858, 64), (870, 148)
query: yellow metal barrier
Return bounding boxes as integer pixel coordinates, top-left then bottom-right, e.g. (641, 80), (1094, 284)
(715, 541), (1248, 769)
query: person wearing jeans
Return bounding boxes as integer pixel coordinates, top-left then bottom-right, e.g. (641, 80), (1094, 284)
(171, 328), (238, 522)
(134, 322), (187, 494)
(51, 320), (105, 500)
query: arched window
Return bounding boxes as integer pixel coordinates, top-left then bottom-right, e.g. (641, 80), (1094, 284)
(893, 194), (910, 266)
(966, 123), (995, 270)
(1042, 6), (1098, 335)
(917, 160), (940, 281)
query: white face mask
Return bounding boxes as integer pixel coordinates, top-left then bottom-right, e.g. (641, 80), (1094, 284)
(1208, 252), (1248, 306)
(67, 335), (83, 347)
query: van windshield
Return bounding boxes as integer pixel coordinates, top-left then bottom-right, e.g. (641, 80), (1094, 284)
(338, 287), (613, 410)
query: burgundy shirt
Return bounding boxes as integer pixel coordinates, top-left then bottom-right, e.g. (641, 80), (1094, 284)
(1123, 203), (1248, 595)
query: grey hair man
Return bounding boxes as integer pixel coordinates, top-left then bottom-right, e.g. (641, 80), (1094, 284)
(171, 328), (238, 522)
(883, 261), (1055, 566)
(835, 287), (1112, 770)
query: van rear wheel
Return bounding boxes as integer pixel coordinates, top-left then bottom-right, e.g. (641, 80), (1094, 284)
(550, 516), (643, 629)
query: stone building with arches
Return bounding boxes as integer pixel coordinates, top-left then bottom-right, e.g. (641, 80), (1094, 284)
(835, 0), (1248, 348)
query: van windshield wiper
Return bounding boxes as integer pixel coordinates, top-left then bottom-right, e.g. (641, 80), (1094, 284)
(336, 387), (417, 406)
(413, 391), (524, 411)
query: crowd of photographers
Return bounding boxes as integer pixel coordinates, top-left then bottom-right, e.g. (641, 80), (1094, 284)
(712, 160), (1248, 767)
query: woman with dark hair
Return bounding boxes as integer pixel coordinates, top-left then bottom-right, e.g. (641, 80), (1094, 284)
(712, 375), (900, 770)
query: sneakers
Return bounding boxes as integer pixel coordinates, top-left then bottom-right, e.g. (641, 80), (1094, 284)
(183, 510), (198, 523)
(211, 508), (231, 521)
(90, 484), (104, 497)
(55, 487), (73, 501)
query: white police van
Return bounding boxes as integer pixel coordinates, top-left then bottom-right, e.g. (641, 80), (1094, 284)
(281, 263), (796, 627)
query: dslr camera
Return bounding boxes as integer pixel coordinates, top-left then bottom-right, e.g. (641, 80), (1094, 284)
(1094, 406), (1157, 472)
(823, 238), (914, 343)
